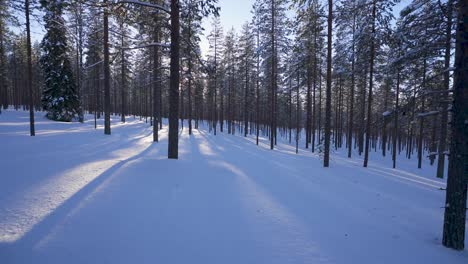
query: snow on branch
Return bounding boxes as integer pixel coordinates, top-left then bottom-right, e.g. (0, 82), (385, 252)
(119, 42), (171, 50)
(116, 0), (170, 14)
(382, 110), (393, 117)
(417, 111), (439, 118)
(84, 60), (104, 70)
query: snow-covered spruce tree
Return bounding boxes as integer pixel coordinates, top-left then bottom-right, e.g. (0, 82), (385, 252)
(40, 0), (79, 122)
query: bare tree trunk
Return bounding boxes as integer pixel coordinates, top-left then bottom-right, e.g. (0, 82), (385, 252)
(289, 79), (292, 144)
(393, 67), (400, 169)
(120, 20), (126, 123)
(437, 0), (453, 178)
(244, 58), (249, 137)
(382, 78), (389, 157)
(363, 0), (376, 167)
(256, 28), (260, 145)
(103, 0), (111, 135)
(153, 19), (161, 142)
(270, 0), (276, 150)
(442, 0), (467, 250)
(296, 72), (300, 154)
(312, 25), (317, 153)
(306, 56), (312, 149)
(324, 0), (332, 167)
(168, 0), (180, 159)
(188, 10), (193, 136)
(418, 56), (427, 168)
(25, 0), (35, 136)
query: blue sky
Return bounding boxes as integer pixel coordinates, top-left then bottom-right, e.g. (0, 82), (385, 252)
(199, 0), (411, 55)
(26, 0), (411, 56)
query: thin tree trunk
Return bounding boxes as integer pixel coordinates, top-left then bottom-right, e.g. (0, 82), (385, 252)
(153, 19), (160, 142)
(25, 0), (35, 136)
(103, 0), (111, 135)
(244, 57), (248, 137)
(121, 20), (126, 123)
(363, 0), (376, 168)
(437, 0), (453, 178)
(418, 58), (427, 169)
(324, 0), (332, 167)
(270, 0), (276, 150)
(256, 27), (260, 145)
(393, 66), (400, 169)
(296, 72), (300, 154)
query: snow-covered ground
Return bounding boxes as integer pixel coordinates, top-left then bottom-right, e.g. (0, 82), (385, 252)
(0, 109), (466, 264)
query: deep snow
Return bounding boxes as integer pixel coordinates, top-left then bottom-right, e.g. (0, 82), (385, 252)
(0, 109), (466, 264)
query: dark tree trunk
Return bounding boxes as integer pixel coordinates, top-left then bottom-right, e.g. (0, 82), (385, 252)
(289, 79), (292, 144)
(296, 72), (300, 154)
(311, 27), (317, 153)
(188, 12), (193, 136)
(363, 0), (376, 168)
(25, 0), (35, 136)
(442, 0), (468, 250)
(153, 21), (161, 142)
(418, 59), (427, 169)
(437, 0), (453, 178)
(244, 58), (248, 137)
(306, 57), (312, 149)
(324, 0), (332, 167)
(168, 0), (180, 159)
(103, 0), (111, 135)
(382, 78), (389, 157)
(393, 67), (400, 169)
(256, 27), (260, 146)
(121, 21), (126, 123)
(270, 0), (276, 150)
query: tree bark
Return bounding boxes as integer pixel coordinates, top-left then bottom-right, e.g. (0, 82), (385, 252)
(168, 0), (180, 159)
(324, 0), (332, 167)
(442, 0), (468, 250)
(363, 0), (376, 167)
(393, 66), (400, 169)
(270, 0), (276, 150)
(25, 0), (35, 136)
(437, 0), (453, 178)
(103, 0), (111, 135)
(120, 20), (126, 123)
(153, 16), (161, 142)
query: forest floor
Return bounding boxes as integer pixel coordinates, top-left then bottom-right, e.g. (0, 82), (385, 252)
(0, 109), (467, 264)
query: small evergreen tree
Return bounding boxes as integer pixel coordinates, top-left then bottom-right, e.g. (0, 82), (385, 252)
(40, 0), (79, 122)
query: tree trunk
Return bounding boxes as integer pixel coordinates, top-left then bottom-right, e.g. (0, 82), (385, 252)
(188, 11), (193, 136)
(256, 27), (260, 145)
(244, 58), (249, 137)
(442, 0), (468, 250)
(153, 19), (161, 142)
(323, 0), (332, 167)
(103, 0), (111, 135)
(296, 72), (300, 154)
(437, 0), (453, 178)
(168, 0), (180, 159)
(418, 58), (427, 169)
(270, 0), (276, 150)
(25, 0), (35, 136)
(363, 0), (376, 168)
(393, 66), (400, 169)
(121, 20), (126, 123)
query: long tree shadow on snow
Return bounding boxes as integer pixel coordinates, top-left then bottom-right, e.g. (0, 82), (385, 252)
(0, 141), (159, 261)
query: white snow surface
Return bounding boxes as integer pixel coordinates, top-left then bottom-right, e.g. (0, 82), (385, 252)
(0, 110), (467, 264)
